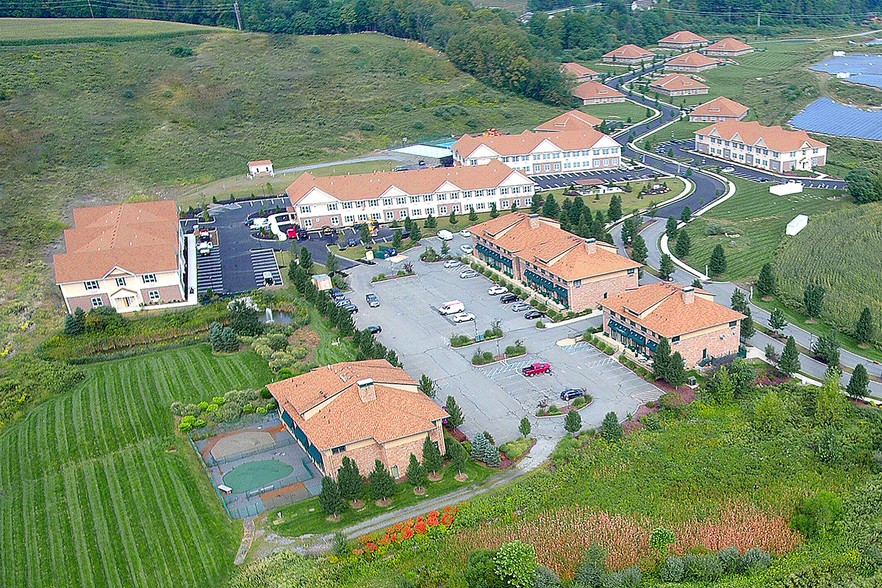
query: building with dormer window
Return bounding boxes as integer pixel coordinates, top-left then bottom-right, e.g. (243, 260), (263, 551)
(694, 120), (828, 172)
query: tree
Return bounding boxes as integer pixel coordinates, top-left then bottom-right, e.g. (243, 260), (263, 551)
(441, 239), (450, 256)
(445, 395), (464, 429)
(392, 229), (403, 250)
(765, 343), (779, 363)
(510, 201), (517, 214)
(846, 364), (870, 400)
(815, 372), (846, 425)
(653, 337), (672, 381)
(494, 540), (538, 588)
(369, 459), (395, 501)
(531, 193), (542, 213)
(469, 206), (478, 222)
(406, 453), (427, 490)
(855, 307), (875, 345)
(812, 331), (840, 367)
(64, 307), (86, 336)
(229, 299), (262, 336)
(709, 244), (727, 276)
(846, 168), (879, 203)
(803, 283), (825, 319)
(518, 417), (531, 437)
(422, 435), (444, 475)
(741, 307), (755, 341)
(336, 456), (364, 502)
(410, 222), (422, 242)
(780, 336), (801, 376)
(665, 216), (679, 240)
(630, 235), (648, 264)
(650, 527), (676, 559)
(674, 229), (690, 257)
(659, 254), (675, 280)
(756, 263), (776, 298)
(485, 444), (502, 467)
(680, 206), (692, 223)
(607, 195), (622, 221)
(449, 210), (458, 225)
(319, 476), (347, 517)
(752, 390), (787, 435)
(360, 223), (372, 244)
(489, 202), (499, 218)
(448, 439), (468, 473)
(403, 216), (413, 233)
(464, 549), (501, 588)
(600, 411), (623, 442)
(298, 245), (314, 274)
(470, 432), (489, 463)
(564, 409), (582, 434)
(770, 307), (788, 334)
(667, 352), (686, 386)
(424, 213), (437, 228)
(542, 194), (559, 219)
(419, 374), (435, 397)
(325, 251), (340, 275)
(706, 365), (735, 404)
(731, 289), (748, 313)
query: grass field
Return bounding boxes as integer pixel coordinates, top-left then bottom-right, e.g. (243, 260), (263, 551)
(0, 345), (272, 588)
(580, 99), (649, 123)
(0, 17), (219, 43)
(676, 176), (848, 281)
(543, 177), (689, 217)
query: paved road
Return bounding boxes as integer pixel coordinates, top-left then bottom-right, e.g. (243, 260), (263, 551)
(274, 154), (409, 175)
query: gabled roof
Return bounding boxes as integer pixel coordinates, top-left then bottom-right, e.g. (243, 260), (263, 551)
(248, 159), (272, 166)
(694, 120), (828, 152)
(704, 37), (753, 52)
(658, 30), (709, 45)
(666, 52), (719, 68)
(560, 62), (599, 78)
(471, 213), (641, 281)
(649, 73), (709, 91)
(601, 283), (744, 338)
(691, 96), (749, 118)
(267, 360), (447, 450)
(453, 128), (613, 159)
(54, 200), (180, 284)
(571, 81), (625, 101)
(536, 110), (602, 132)
(603, 44), (654, 59)
(286, 161), (525, 205)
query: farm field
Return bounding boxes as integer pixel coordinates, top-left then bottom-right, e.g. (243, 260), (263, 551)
(0, 345), (272, 588)
(0, 17), (217, 43)
(580, 99), (649, 123)
(675, 176), (848, 281)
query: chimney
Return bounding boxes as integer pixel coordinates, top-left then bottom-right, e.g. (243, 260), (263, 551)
(528, 213), (540, 229)
(682, 286), (695, 305)
(584, 238), (597, 254)
(357, 378), (376, 403)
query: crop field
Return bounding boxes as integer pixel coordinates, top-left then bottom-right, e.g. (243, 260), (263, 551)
(0, 17), (217, 44)
(0, 345), (272, 588)
(678, 176), (848, 281)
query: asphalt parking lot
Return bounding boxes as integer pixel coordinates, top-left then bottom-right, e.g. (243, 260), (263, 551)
(347, 236), (662, 443)
(531, 166), (657, 191)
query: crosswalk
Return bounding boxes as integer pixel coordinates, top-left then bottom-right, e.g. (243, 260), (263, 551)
(478, 358), (534, 378)
(251, 249), (283, 288)
(196, 249), (224, 295)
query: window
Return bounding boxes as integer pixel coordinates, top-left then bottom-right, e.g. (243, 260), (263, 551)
(357, 214), (368, 221)
(729, 320), (738, 328)
(474, 190), (484, 198)
(423, 194), (433, 202)
(370, 213), (381, 220)
(385, 211), (395, 220)
(115, 277), (127, 287)
(368, 199), (379, 207)
(300, 205), (311, 214)
(413, 209), (421, 216)
(331, 217), (339, 225)
(331, 445), (346, 454)
(327, 203), (338, 211)
(512, 186), (520, 194)
(396, 197), (407, 205)
(390, 465), (400, 478)
(382, 198), (393, 206)
(500, 187), (510, 195)
(437, 193), (446, 201)
(627, 268), (636, 276)
(410, 196), (420, 204)
(475, 203), (485, 210)
(671, 335), (681, 343)
(356, 200), (367, 208)
(303, 219), (313, 228)
(344, 215), (355, 223)
(469, 159), (478, 165)
(84, 280), (99, 290)
(574, 279), (581, 288)
(142, 274), (157, 284)
(463, 191), (473, 198)
(439, 206), (447, 214)
(90, 297), (104, 308)
(148, 290), (161, 302)
(343, 202), (354, 209)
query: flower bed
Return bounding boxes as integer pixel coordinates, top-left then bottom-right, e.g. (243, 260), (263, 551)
(371, 269), (416, 282)
(352, 506), (459, 560)
(536, 395), (592, 417)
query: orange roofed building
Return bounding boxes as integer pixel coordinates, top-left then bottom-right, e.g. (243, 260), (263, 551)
(470, 213), (641, 312)
(571, 80), (626, 105)
(689, 96), (749, 122)
(665, 51), (719, 72)
(694, 120), (828, 172)
(600, 283), (744, 367)
(269, 360), (448, 480)
(603, 44), (655, 64)
(54, 200), (189, 314)
(560, 62), (601, 83)
(535, 110), (602, 132)
(658, 30), (709, 49)
(702, 37), (754, 57)
(649, 73), (709, 97)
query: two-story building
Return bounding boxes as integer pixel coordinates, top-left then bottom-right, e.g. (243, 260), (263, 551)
(649, 73), (709, 97)
(560, 62), (601, 83)
(657, 30), (709, 50)
(453, 128), (621, 176)
(602, 44), (655, 64)
(688, 96), (749, 122)
(54, 200), (189, 314)
(470, 213), (641, 312)
(535, 110), (602, 133)
(571, 81), (626, 105)
(694, 120), (828, 172)
(600, 283), (744, 368)
(268, 360), (448, 481)
(701, 37), (754, 57)
(286, 161), (536, 229)
(664, 51), (719, 72)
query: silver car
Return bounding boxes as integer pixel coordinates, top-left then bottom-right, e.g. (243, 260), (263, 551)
(511, 302), (532, 312)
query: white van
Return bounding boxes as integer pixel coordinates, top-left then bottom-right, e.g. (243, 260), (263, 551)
(438, 300), (465, 315)
(437, 229), (454, 241)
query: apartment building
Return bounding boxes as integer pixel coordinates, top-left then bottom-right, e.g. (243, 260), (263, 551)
(649, 73), (709, 96)
(602, 44), (655, 64)
(702, 37), (755, 57)
(688, 96), (749, 122)
(657, 30), (709, 49)
(571, 80), (627, 105)
(560, 62), (601, 83)
(535, 110), (602, 132)
(664, 51), (719, 72)
(694, 120), (828, 172)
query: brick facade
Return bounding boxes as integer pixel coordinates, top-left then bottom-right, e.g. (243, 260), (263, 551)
(66, 293), (110, 312)
(569, 270), (638, 311)
(140, 284), (186, 305)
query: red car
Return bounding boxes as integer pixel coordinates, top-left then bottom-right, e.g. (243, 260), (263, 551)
(287, 227), (297, 239)
(522, 363), (551, 377)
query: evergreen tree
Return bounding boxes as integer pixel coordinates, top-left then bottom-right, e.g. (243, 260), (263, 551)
(369, 459), (396, 501)
(406, 453), (427, 490)
(468, 206), (478, 222)
(518, 417), (531, 437)
(422, 436), (444, 475)
(607, 195), (622, 221)
(770, 307), (788, 334)
(385, 348), (401, 367)
(674, 229), (690, 257)
(319, 476), (346, 517)
(510, 201), (517, 214)
(803, 283), (825, 319)
(709, 245), (727, 276)
(542, 194), (559, 219)
(424, 213), (437, 228)
(418, 374), (435, 397)
(756, 263), (776, 298)
(392, 229), (403, 250)
(360, 223), (372, 245)
(404, 216), (414, 233)
(855, 307), (875, 345)
(410, 223), (421, 242)
(531, 194), (542, 213)
(812, 332), (840, 367)
(325, 251), (340, 275)
(448, 439), (468, 473)
(667, 352), (686, 386)
(209, 322), (223, 351)
(780, 336), (801, 376)
(484, 444), (501, 467)
(659, 254), (675, 280)
(730, 289), (748, 313)
(441, 240), (450, 256)
(741, 307), (755, 341)
(489, 202), (499, 218)
(470, 432), (489, 463)
(449, 210), (458, 225)
(620, 216), (634, 244)
(298, 246), (314, 274)
(336, 457), (364, 502)
(445, 395), (464, 429)
(630, 235), (648, 264)
(564, 409), (582, 433)
(680, 206), (692, 223)
(653, 337), (672, 381)
(600, 411), (623, 442)
(691, 278), (702, 289)
(64, 308), (86, 336)
(846, 364), (870, 400)
(569, 196), (584, 225)
(665, 216), (679, 240)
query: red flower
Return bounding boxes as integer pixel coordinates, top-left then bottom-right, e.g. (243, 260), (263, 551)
(429, 510), (440, 518)
(417, 516), (425, 523)
(353, 548), (364, 556)
(441, 515), (454, 526)
(379, 534), (391, 546)
(394, 522), (404, 531)
(427, 514), (440, 526)
(404, 519), (415, 527)
(402, 527), (414, 539)
(366, 542), (378, 552)
(415, 522), (428, 534)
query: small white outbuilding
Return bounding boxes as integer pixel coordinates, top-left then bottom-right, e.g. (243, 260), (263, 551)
(786, 214), (808, 236)
(248, 159), (275, 177)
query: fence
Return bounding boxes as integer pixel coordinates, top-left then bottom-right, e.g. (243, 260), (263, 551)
(186, 431), (234, 520)
(204, 434), (294, 467)
(225, 457), (317, 519)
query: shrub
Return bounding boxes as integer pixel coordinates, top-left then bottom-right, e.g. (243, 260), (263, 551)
(741, 548), (771, 573)
(309, 45), (320, 54)
(242, 403), (255, 414)
(547, 404), (561, 415)
(575, 543), (607, 588)
(718, 546), (741, 574)
(536, 320), (545, 329)
(259, 386), (272, 399)
(256, 406), (267, 415)
(213, 401), (242, 423)
(640, 412), (661, 431)
(682, 553), (723, 582)
(658, 556), (684, 582)
(790, 491), (843, 539)
(533, 566), (561, 588)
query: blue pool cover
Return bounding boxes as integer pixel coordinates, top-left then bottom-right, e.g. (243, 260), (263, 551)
(810, 54), (882, 89)
(790, 97), (882, 141)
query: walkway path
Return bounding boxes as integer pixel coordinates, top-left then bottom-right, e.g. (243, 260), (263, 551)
(275, 154), (407, 175)
(235, 517), (255, 565)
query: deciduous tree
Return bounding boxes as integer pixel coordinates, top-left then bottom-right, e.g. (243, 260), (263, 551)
(518, 417), (531, 437)
(564, 409), (581, 433)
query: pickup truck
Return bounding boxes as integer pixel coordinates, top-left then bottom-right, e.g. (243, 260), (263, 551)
(522, 363), (551, 377)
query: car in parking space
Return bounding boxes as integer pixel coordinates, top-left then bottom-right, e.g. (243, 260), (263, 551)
(335, 298), (352, 307)
(366, 325), (382, 334)
(722, 166), (735, 173)
(330, 288), (344, 300)
(459, 269), (479, 279)
(560, 388), (585, 401)
(524, 310), (544, 319)
(365, 293), (380, 307)
(522, 362), (551, 376)
(439, 300), (465, 315)
(511, 302), (531, 312)
(444, 259), (461, 268)
(451, 312), (475, 323)
(459, 229), (472, 238)
(262, 271), (275, 286)
(342, 303), (358, 313)
(347, 238), (358, 248)
(488, 285), (507, 295)
(438, 230), (454, 241)
(460, 245), (473, 254)
(500, 293), (518, 304)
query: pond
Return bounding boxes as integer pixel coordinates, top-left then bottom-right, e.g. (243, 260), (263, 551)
(259, 309), (295, 324)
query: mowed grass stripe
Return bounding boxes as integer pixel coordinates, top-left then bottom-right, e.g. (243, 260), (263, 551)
(62, 466), (97, 586)
(106, 451), (148, 586)
(82, 459), (124, 587)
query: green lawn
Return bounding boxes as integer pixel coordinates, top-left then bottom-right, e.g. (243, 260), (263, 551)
(0, 345), (272, 588)
(580, 99), (650, 123)
(0, 17), (219, 44)
(542, 177), (688, 218)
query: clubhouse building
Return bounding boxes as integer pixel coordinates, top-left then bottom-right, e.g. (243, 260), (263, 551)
(649, 73), (709, 97)
(688, 96), (749, 122)
(694, 120), (828, 172)
(600, 283), (744, 368)
(269, 360), (447, 480)
(470, 213), (641, 312)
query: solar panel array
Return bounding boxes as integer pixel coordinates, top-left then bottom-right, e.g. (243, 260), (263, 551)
(810, 54), (882, 90)
(789, 97), (882, 141)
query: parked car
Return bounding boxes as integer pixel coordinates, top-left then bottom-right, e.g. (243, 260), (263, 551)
(488, 285), (507, 295)
(347, 238), (358, 248)
(460, 245), (473, 254)
(262, 271), (275, 286)
(444, 259), (461, 268)
(418, 159), (426, 167)
(438, 230), (454, 241)
(365, 293), (380, 307)
(197, 242), (213, 256)
(330, 288), (344, 299)
(334, 298), (352, 307)
(286, 227), (298, 240)
(439, 300), (465, 315)
(459, 229), (472, 238)
(560, 388), (585, 401)
(511, 302), (531, 312)
(524, 310), (544, 319)
(451, 312), (475, 323)
(722, 166), (735, 173)
(459, 269), (479, 279)
(342, 303), (358, 314)
(500, 293), (518, 304)
(522, 363), (551, 376)
(366, 325), (382, 334)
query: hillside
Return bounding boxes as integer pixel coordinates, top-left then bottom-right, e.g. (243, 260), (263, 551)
(0, 17), (218, 43)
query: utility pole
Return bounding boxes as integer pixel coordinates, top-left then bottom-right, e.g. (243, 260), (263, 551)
(87, 0), (95, 18)
(233, 0), (242, 30)
(757, 11), (761, 27)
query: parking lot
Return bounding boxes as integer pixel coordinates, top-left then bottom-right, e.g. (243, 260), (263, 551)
(346, 236), (662, 443)
(531, 165), (658, 191)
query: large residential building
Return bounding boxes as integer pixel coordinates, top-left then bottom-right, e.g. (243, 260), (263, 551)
(54, 200), (188, 314)
(470, 213), (641, 312)
(560, 62), (601, 83)
(572, 81), (626, 105)
(689, 96), (749, 122)
(286, 161), (535, 229)
(602, 44), (655, 64)
(702, 37), (754, 57)
(694, 120), (828, 172)
(657, 30), (709, 49)
(535, 110), (602, 132)
(268, 360), (448, 481)
(453, 128), (622, 176)
(649, 73), (709, 97)
(664, 51), (719, 72)
(600, 283), (744, 368)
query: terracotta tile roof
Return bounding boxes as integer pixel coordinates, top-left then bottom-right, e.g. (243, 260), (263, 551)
(691, 96), (749, 118)
(267, 360), (447, 450)
(471, 213), (641, 281)
(601, 283), (744, 338)
(571, 81), (625, 101)
(536, 110), (602, 132)
(248, 159), (272, 166)
(604, 44), (654, 59)
(704, 37), (753, 52)
(286, 160), (525, 205)
(453, 128), (612, 159)
(54, 200), (180, 284)
(560, 62), (599, 78)
(658, 30), (709, 45)
(694, 120), (828, 152)
(666, 52), (719, 68)
(649, 73), (709, 91)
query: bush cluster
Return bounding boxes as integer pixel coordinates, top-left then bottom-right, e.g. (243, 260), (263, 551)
(171, 389), (270, 432)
